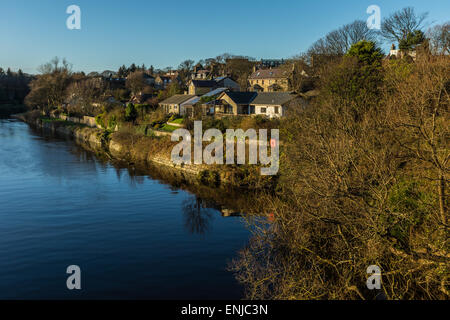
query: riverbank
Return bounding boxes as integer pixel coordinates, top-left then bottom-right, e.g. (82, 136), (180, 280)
(0, 118), (249, 299)
(13, 112), (275, 199)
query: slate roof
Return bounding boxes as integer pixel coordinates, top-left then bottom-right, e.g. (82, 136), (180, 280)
(191, 80), (217, 88)
(250, 92), (298, 105)
(159, 94), (197, 105)
(252, 84), (264, 90)
(202, 87), (228, 97)
(248, 68), (290, 79)
(222, 92), (258, 105)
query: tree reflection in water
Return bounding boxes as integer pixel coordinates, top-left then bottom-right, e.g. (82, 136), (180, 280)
(182, 197), (214, 235)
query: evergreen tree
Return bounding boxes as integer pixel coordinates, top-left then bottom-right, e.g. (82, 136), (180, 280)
(125, 103), (138, 122)
(399, 30), (426, 50)
(118, 65), (127, 78)
(129, 63), (137, 73)
(346, 40), (384, 66)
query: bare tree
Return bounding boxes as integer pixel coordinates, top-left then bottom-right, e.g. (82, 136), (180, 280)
(26, 57), (72, 113)
(308, 20), (378, 56)
(178, 59), (195, 72)
(381, 7), (428, 44)
(38, 57), (72, 75)
(427, 22), (450, 55)
(125, 71), (147, 95)
(231, 54), (449, 301)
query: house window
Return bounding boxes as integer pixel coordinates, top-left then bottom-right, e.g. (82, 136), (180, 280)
(262, 80), (264, 85)
(275, 107), (279, 114)
(260, 107), (267, 113)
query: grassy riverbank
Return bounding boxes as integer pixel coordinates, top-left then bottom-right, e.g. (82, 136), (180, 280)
(17, 111), (276, 191)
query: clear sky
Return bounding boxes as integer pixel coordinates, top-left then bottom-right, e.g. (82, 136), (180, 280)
(1, 0), (449, 74)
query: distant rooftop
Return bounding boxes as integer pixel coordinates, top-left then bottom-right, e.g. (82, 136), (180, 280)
(191, 80), (217, 88)
(249, 68), (290, 80)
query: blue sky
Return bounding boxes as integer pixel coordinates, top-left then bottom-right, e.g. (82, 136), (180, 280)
(1, 0), (449, 74)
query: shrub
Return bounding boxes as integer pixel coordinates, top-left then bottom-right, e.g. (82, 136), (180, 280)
(125, 103), (138, 122)
(198, 170), (220, 187)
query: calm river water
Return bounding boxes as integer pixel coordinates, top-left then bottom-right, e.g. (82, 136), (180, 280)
(0, 119), (250, 299)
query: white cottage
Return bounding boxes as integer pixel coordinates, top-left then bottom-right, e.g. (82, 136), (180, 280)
(249, 92), (302, 118)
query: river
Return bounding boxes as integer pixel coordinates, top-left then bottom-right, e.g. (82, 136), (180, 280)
(0, 118), (250, 299)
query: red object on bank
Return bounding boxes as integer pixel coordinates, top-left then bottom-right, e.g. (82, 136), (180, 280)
(268, 213), (275, 222)
(270, 139), (277, 148)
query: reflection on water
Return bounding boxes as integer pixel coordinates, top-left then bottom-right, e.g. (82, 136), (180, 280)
(183, 197), (214, 235)
(0, 119), (250, 299)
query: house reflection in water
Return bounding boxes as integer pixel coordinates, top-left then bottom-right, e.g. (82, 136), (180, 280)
(220, 208), (242, 217)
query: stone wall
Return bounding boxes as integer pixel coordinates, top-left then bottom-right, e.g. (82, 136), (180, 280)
(17, 113), (269, 189)
(55, 114), (98, 128)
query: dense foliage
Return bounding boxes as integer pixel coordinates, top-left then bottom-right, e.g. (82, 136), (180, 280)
(231, 48), (449, 300)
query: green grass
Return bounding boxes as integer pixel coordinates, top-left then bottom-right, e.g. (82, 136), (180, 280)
(170, 118), (184, 124)
(41, 117), (66, 123)
(160, 124), (179, 132)
(40, 117), (87, 128)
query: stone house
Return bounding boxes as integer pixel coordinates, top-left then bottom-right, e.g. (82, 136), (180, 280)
(215, 92), (258, 116)
(188, 80), (218, 95)
(248, 68), (291, 92)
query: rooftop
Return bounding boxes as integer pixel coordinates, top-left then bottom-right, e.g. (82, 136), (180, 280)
(159, 94), (197, 105)
(221, 91), (257, 105)
(191, 80), (217, 88)
(250, 92), (298, 105)
(202, 87), (228, 97)
(249, 68), (290, 80)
